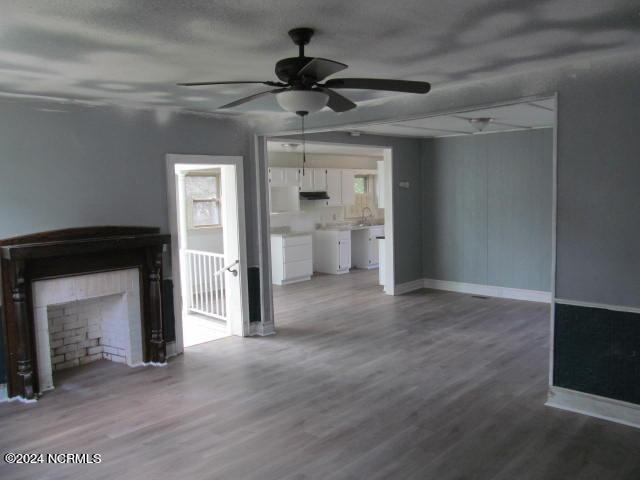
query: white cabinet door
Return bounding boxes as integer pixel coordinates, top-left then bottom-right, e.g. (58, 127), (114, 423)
(376, 160), (384, 208)
(341, 169), (356, 206)
(369, 235), (378, 265)
(338, 239), (351, 271)
(284, 168), (300, 187)
(299, 169), (314, 191)
(269, 167), (286, 187)
(369, 226), (384, 266)
(326, 169), (342, 206)
(313, 168), (327, 191)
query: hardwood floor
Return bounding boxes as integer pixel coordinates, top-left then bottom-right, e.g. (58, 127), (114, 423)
(1, 269), (640, 479)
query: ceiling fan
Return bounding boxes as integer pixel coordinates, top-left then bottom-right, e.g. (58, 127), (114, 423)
(178, 27), (431, 116)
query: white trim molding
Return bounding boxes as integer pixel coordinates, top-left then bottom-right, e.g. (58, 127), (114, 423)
(546, 386), (640, 429)
(393, 279), (425, 295)
(423, 278), (551, 303)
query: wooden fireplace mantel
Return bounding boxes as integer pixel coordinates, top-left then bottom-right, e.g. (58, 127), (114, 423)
(0, 226), (171, 399)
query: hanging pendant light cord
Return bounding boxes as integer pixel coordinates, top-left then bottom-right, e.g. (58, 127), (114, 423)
(301, 114), (306, 176)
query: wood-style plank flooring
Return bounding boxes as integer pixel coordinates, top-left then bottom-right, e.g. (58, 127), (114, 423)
(1, 269), (640, 479)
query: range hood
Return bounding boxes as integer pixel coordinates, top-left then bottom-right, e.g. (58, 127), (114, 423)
(300, 191), (330, 200)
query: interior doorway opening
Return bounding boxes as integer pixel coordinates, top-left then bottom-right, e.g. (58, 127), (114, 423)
(263, 140), (394, 323)
(166, 155), (249, 353)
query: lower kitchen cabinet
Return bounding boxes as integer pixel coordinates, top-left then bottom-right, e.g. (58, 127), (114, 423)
(351, 225), (384, 269)
(313, 229), (351, 274)
(271, 234), (313, 285)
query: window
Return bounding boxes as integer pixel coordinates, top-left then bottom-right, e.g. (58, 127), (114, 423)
(346, 174), (377, 218)
(354, 175), (368, 195)
(185, 174), (221, 229)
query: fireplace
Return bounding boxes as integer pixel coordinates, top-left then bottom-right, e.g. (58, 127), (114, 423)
(33, 269), (143, 392)
(0, 226), (171, 400)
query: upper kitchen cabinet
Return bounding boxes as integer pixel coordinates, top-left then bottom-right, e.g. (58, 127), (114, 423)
(269, 167), (299, 188)
(299, 169), (313, 191)
(299, 168), (327, 192)
(313, 168), (327, 191)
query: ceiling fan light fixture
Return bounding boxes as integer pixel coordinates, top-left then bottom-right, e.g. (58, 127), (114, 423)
(276, 89), (329, 114)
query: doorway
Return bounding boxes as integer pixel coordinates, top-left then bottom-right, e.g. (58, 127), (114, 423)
(261, 140), (394, 327)
(166, 154), (250, 353)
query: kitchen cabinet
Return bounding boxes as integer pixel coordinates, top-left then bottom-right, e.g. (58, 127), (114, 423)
(313, 229), (351, 274)
(299, 168), (313, 191)
(269, 167), (299, 188)
(351, 225), (385, 269)
(313, 168), (327, 191)
(271, 233), (313, 285)
(299, 168), (327, 192)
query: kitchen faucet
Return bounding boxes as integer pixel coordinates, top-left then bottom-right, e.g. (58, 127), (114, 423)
(361, 206), (373, 226)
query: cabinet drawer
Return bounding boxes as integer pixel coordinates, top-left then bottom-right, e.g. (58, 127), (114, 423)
(283, 244), (312, 263)
(283, 235), (312, 247)
(284, 259), (312, 279)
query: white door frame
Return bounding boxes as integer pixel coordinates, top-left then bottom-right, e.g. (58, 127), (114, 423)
(254, 137), (396, 333)
(166, 154), (250, 354)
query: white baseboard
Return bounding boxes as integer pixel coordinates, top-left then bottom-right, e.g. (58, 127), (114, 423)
(0, 384), (6, 402)
(423, 278), (551, 303)
(392, 279), (425, 295)
(546, 386), (640, 429)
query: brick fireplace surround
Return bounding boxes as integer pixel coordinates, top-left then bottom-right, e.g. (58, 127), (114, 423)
(0, 226), (170, 401)
(33, 269), (144, 392)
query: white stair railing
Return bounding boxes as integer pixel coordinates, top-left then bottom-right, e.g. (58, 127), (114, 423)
(184, 249), (228, 321)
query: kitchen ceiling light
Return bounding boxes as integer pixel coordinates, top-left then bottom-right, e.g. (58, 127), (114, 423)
(276, 89), (329, 114)
(281, 143), (301, 151)
(469, 117), (494, 132)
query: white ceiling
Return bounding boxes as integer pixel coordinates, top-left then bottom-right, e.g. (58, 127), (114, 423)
(350, 99), (554, 138)
(0, 1), (639, 114)
(267, 140), (384, 157)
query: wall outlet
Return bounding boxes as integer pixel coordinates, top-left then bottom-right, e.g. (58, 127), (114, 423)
(399, 181), (410, 189)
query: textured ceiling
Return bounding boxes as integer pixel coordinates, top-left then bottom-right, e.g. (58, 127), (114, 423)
(1, 0), (639, 115)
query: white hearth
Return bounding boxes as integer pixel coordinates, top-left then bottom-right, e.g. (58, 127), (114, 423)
(32, 269), (143, 392)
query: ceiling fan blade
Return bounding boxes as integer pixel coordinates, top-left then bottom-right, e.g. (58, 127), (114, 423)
(323, 78), (431, 94)
(317, 88), (356, 113)
(218, 88), (288, 109)
(178, 80), (285, 87)
(297, 58), (348, 82)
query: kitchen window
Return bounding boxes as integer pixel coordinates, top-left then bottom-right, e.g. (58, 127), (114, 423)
(346, 174), (377, 218)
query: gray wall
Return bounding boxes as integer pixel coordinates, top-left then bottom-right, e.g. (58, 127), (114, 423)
(282, 131), (423, 285)
(0, 99), (259, 308)
(423, 129), (553, 291)
(0, 100), (250, 242)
